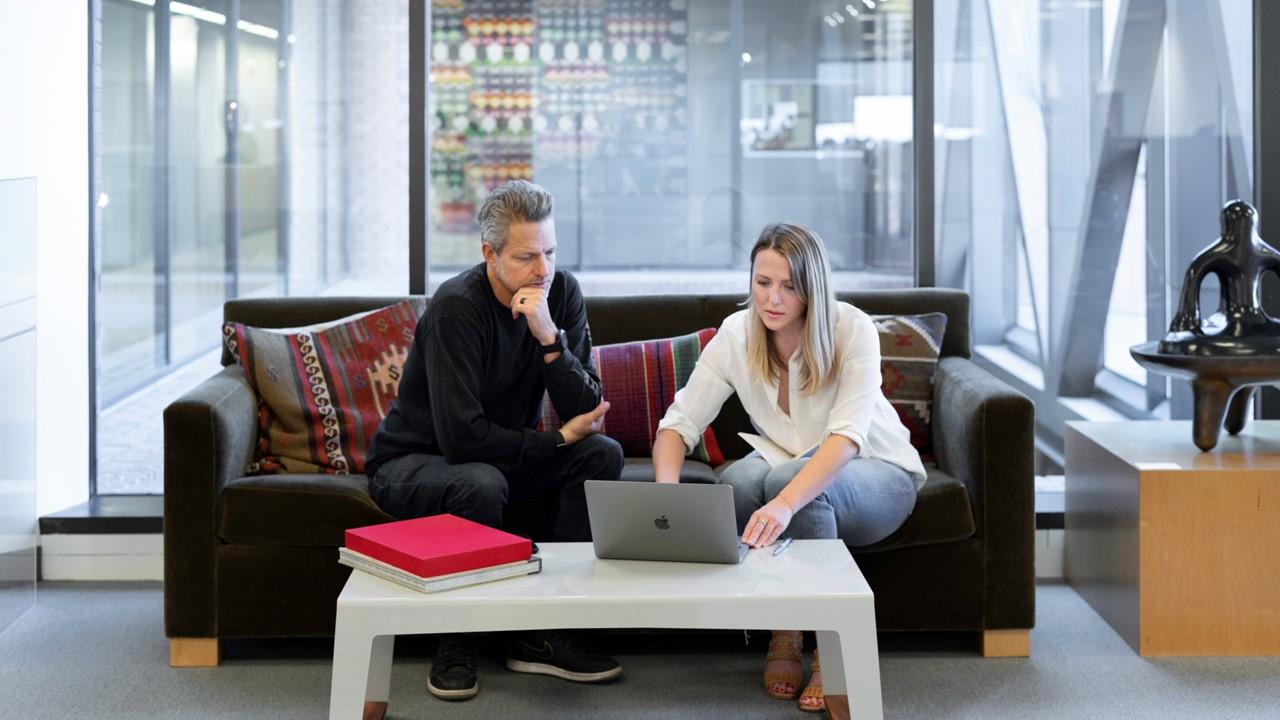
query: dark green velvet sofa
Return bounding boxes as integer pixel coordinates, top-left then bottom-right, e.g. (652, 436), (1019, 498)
(164, 288), (1035, 665)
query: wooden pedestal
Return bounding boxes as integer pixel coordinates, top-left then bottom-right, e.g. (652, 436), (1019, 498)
(1065, 420), (1280, 656)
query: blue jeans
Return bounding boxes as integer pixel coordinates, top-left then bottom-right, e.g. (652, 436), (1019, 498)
(719, 454), (917, 546)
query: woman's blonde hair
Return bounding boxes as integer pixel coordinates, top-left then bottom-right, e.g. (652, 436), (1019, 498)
(745, 223), (840, 394)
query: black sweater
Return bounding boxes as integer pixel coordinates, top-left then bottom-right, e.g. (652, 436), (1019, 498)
(366, 264), (602, 478)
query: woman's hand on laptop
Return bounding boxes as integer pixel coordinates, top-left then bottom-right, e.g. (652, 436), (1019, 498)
(742, 497), (794, 548)
(559, 401), (611, 445)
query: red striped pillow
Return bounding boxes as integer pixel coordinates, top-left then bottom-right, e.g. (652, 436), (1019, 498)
(223, 300), (422, 475)
(540, 328), (724, 466)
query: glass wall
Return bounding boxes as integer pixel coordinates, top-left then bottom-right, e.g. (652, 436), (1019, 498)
(93, 0), (1263, 491)
(426, 0), (915, 291)
(934, 0), (1254, 454)
(95, 0), (409, 493)
(95, 0), (920, 495)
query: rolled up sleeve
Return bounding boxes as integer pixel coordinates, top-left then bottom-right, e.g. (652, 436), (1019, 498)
(825, 314), (882, 454)
(656, 331), (735, 454)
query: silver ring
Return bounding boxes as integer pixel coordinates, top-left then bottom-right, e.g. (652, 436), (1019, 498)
(756, 519), (766, 525)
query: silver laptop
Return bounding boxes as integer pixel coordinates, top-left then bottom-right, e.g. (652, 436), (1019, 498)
(585, 481), (751, 564)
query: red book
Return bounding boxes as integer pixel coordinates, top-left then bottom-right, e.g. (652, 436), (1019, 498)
(344, 514), (532, 578)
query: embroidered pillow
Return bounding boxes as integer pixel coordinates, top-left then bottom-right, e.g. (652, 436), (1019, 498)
(539, 328), (725, 466)
(223, 300), (423, 475)
(872, 313), (948, 459)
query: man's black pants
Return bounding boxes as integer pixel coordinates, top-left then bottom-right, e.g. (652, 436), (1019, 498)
(367, 434), (625, 541)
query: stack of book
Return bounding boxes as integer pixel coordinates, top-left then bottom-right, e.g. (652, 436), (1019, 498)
(340, 514), (541, 593)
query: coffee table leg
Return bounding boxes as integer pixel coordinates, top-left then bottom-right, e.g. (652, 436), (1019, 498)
(366, 634), (395, 704)
(330, 618), (388, 720)
(817, 616), (883, 720)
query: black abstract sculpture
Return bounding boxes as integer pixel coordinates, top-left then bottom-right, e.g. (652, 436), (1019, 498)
(1131, 200), (1280, 451)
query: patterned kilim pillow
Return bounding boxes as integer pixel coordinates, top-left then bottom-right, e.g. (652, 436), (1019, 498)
(539, 328), (725, 466)
(872, 313), (948, 460)
(223, 300), (423, 475)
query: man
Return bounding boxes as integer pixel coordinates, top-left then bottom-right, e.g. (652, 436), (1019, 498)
(365, 180), (625, 701)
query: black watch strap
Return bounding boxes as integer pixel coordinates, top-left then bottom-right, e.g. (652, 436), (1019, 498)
(540, 329), (566, 355)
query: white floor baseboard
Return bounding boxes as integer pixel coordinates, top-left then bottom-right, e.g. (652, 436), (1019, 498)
(40, 534), (163, 581)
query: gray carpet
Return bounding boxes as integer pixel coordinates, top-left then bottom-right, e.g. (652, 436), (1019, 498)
(1, 581), (1277, 719)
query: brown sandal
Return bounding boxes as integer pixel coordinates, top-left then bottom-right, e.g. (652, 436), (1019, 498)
(763, 631), (803, 700)
(798, 649), (825, 713)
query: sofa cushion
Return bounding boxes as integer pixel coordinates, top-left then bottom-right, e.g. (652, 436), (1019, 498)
(540, 328), (725, 466)
(223, 299), (422, 475)
(219, 474), (393, 547)
(872, 313), (947, 459)
(855, 465), (975, 553)
(620, 457), (717, 484)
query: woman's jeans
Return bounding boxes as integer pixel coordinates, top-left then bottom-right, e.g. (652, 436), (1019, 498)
(719, 454), (917, 547)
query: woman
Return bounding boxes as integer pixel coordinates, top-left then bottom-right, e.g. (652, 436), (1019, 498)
(652, 223), (926, 713)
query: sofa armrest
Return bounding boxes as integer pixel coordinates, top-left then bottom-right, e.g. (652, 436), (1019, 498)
(163, 365), (257, 638)
(932, 356), (1035, 629)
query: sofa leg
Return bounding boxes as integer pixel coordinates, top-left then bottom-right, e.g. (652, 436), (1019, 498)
(363, 701), (387, 720)
(170, 638), (221, 667)
(980, 629), (1030, 657)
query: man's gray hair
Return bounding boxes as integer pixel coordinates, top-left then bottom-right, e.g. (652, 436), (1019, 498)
(477, 180), (554, 253)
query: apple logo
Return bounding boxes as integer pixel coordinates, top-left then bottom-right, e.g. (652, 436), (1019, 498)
(654, 515), (670, 530)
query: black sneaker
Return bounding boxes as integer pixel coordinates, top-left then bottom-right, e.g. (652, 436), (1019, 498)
(428, 634), (479, 700)
(505, 630), (623, 682)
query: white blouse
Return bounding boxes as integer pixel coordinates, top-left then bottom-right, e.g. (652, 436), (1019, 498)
(657, 303), (927, 487)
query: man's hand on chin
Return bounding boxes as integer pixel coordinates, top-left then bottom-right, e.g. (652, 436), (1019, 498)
(510, 285), (558, 346)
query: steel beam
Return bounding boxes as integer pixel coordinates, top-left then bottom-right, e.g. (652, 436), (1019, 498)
(154, 0), (171, 365)
(914, 0), (935, 287)
(1255, 0), (1280, 418)
(409, 0), (427, 294)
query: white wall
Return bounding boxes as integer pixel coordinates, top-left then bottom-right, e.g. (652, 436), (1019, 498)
(0, 0), (91, 517)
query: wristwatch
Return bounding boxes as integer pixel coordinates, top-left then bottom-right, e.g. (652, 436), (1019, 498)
(539, 329), (567, 355)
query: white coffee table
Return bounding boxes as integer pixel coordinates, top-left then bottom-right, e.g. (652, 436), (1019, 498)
(328, 539), (882, 720)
